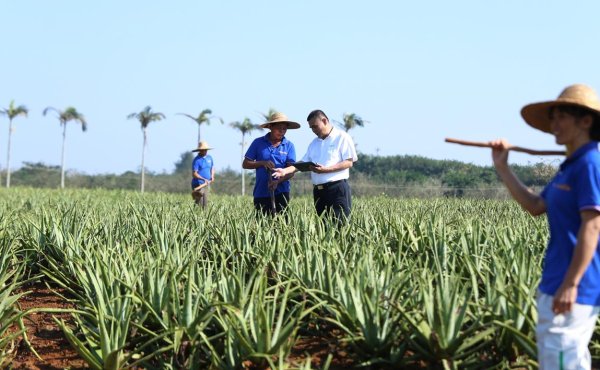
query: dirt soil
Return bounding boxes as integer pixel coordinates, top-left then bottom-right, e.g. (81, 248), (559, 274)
(12, 283), (567, 370)
(10, 282), (88, 370)
(288, 324), (358, 369)
(7, 282), (356, 370)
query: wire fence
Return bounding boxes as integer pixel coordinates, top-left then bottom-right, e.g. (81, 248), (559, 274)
(214, 179), (537, 199)
(2, 168), (543, 199)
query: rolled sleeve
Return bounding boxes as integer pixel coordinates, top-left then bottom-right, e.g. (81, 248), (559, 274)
(577, 162), (600, 212)
(245, 140), (258, 161)
(341, 135), (358, 162)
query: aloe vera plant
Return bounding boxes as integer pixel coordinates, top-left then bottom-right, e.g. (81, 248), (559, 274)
(210, 277), (318, 369)
(0, 189), (565, 368)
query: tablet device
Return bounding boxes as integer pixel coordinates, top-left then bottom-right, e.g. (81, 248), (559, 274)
(292, 161), (317, 172)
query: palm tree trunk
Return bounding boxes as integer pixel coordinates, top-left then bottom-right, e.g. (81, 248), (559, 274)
(241, 132), (246, 196)
(197, 125), (201, 144)
(60, 123), (67, 189)
(141, 127), (147, 193)
(5, 119), (13, 188)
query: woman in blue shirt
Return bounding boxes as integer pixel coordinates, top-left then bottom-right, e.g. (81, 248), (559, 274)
(243, 112), (298, 215)
(490, 84), (600, 369)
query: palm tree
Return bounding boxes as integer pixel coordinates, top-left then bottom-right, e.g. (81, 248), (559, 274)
(230, 118), (262, 196)
(0, 101), (28, 188)
(339, 113), (368, 132)
(43, 106), (87, 189)
(177, 109), (223, 143)
(259, 107), (278, 122)
(127, 106), (165, 193)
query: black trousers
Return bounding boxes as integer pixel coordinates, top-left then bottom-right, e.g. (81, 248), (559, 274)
(254, 192), (290, 215)
(313, 179), (351, 222)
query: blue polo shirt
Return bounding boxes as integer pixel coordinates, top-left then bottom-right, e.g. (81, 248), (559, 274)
(245, 134), (296, 198)
(540, 141), (600, 305)
(191, 154), (213, 188)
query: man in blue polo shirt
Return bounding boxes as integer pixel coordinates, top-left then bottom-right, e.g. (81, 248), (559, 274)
(191, 141), (214, 208)
(243, 112), (298, 215)
(490, 84), (600, 369)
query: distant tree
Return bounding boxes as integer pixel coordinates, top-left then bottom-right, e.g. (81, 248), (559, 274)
(174, 151), (194, 175)
(230, 118), (262, 195)
(177, 109), (223, 143)
(43, 106), (87, 189)
(127, 106), (165, 193)
(0, 100), (28, 187)
(12, 161), (60, 188)
(338, 113), (368, 132)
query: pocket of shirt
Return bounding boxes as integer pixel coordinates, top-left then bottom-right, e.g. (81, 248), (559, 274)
(327, 146), (339, 161)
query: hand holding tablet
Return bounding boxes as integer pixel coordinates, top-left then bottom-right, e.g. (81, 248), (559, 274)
(292, 161), (318, 172)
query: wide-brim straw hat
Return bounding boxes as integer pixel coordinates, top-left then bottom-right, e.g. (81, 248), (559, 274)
(259, 112), (301, 129)
(192, 141), (213, 152)
(521, 84), (600, 133)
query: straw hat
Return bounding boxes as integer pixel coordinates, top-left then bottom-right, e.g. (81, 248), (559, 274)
(259, 112), (301, 129)
(521, 84), (600, 133)
(192, 141), (213, 152)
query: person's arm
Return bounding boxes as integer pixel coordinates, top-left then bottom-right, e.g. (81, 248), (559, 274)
(210, 167), (215, 183)
(273, 146), (308, 179)
(491, 139), (546, 216)
(269, 172), (295, 190)
(272, 165), (298, 179)
(311, 158), (353, 174)
(242, 158), (275, 170)
(312, 134), (356, 174)
(269, 163), (296, 190)
(276, 162), (296, 181)
(553, 210), (600, 314)
(193, 170), (210, 183)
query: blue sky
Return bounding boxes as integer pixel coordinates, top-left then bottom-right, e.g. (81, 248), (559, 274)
(2, 1), (600, 175)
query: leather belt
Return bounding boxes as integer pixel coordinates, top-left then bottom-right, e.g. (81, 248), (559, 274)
(314, 179), (344, 190)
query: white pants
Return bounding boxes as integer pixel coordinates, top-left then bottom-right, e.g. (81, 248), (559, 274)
(536, 292), (599, 370)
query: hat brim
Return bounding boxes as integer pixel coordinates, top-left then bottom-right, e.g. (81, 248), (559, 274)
(259, 120), (301, 129)
(192, 147), (212, 152)
(521, 101), (558, 133)
(521, 101), (600, 133)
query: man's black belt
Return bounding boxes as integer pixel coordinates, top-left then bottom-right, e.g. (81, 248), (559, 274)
(314, 179), (344, 190)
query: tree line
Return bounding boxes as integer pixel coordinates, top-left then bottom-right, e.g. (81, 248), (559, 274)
(0, 102), (368, 193)
(2, 151), (557, 198)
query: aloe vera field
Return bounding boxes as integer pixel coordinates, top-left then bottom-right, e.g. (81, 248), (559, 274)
(0, 188), (599, 369)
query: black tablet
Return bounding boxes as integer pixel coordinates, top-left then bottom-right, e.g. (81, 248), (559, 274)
(292, 161), (317, 172)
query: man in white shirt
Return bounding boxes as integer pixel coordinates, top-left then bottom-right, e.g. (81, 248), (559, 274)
(273, 109), (358, 222)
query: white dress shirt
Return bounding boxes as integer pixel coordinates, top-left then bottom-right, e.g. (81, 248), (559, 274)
(300, 127), (358, 185)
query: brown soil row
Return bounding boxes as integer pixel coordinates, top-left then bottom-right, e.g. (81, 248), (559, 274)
(7, 282), (357, 370)
(11, 282), (88, 369)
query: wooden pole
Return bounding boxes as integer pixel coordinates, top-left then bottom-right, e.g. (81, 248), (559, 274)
(445, 138), (565, 156)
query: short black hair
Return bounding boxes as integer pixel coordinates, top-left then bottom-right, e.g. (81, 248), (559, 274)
(550, 105), (600, 141)
(307, 109), (329, 122)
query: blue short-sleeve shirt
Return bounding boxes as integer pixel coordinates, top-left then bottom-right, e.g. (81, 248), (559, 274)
(191, 154), (213, 188)
(245, 134), (296, 198)
(540, 141), (600, 305)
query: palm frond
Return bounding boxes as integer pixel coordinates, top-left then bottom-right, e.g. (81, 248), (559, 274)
(178, 109), (221, 126)
(43, 107), (59, 117)
(44, 106), (86, 129)
(128, 106), (165, 128)
(176, 113), (197, 121)
(0, 100), (28, 119)
(342, 112), (369, 132)
(62, 107), (87, 130)
(258, 108), (278, 122)
(230, 117), (262, 135)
